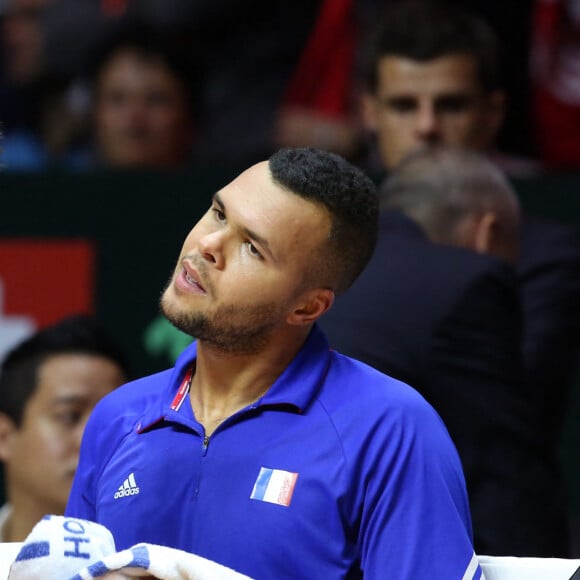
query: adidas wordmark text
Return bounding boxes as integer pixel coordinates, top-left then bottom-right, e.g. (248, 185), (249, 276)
(114, 472), (140, 499)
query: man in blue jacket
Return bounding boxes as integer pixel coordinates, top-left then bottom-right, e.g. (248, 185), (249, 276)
(66, 147), (482, 579)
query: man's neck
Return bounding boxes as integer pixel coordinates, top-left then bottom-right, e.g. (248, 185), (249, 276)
(6, 493), (64, 542)
(190, 327), (310, 436)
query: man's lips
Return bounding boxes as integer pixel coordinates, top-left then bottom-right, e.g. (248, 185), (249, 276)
(181, 261), (207, 293)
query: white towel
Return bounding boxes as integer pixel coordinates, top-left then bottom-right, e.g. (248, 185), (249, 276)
(8, 515), (252, 580)
(70, 543), (252, 580)
(8, 515), (116, 580)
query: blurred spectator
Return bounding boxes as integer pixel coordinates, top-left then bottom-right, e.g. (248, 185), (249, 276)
(356, 0), (538, 162)
(2, 0), (49, 85)
(86, 25), (196, 169)
(1, 7), (197, 171)
(321, 147), (569, 556)
(0, 0), (57, 169)
(380, 146), (521, 263)
(1, 0), (366, 169)
(0, 314), (128, 541)
(0, 0), (109, 170)
(358, 0), (537, 177)
(358, 0), (580, 458)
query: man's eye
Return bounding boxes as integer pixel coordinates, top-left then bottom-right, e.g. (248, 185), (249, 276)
(146, 91), (171, 107)
(436, 96), (472, 113)
(212, 208), (226, 223)
(384, 98), (417, 113)
(54, 411), (82, 426)
(245, 241), (263, 259)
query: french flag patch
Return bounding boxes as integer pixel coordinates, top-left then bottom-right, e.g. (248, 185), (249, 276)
(250, 467), (299, 507)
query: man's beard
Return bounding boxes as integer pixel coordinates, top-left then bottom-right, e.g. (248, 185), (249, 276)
(160, 281), (284, 355)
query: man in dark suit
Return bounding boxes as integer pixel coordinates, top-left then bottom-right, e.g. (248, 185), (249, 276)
(519, 218), (580, 451)
(321, 147), (569, 556)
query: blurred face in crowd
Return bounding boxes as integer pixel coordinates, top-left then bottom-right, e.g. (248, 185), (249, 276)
(94, 47), (194, 169)
(0, 353), (126, 515)
(2, 0), (51, 84)
(362, 54), (505, 170)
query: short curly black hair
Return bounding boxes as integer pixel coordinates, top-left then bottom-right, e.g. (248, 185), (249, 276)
(269, 147), (378, 294)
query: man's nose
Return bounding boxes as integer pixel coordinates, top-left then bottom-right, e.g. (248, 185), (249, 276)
(198, 230), (226, 269)
(415, 103), (440, 140)
(126, 102), (151, 128)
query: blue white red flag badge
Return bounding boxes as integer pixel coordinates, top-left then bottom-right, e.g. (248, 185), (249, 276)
(250, 467), (299, 507)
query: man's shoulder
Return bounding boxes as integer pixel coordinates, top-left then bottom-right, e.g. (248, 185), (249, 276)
(522, 214), (580, 240)
(77, 368), (176, 468)
(375, 224), (512, 286)
(322, 351), (444, 425)
(521, 214), (580, 266)
(328, 237), (513, 324)
(322, 241), (516, 387)
(319, 351), (460, 470)
(90, 368), (174, 423)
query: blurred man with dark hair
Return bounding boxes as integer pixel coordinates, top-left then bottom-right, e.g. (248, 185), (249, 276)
(360, 0), (507, 173)
(88, 25), (196, 169)
(0, 314), (128, 541)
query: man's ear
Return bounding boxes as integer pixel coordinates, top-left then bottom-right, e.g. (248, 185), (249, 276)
(360, 93), (380, 132)
(0, 413), (17, 462)
(473, 211), (497, 255)
(287, 289), (335, 326)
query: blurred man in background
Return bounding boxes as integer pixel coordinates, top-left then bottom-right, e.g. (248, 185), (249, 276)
(359, 0), (511, 175)
(89, 25), (196, 169)
(0, 314), (128, 541)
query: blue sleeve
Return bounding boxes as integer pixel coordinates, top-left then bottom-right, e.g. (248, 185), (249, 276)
(355, 392), (483, 579)
(65, 392), (133, 522)
(65, 404), (102, 520)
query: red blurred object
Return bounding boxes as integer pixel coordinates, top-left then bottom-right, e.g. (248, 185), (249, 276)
(100, 0), (127, 18)
(282, 0), (355, 119)
(531, 0), (580, 169)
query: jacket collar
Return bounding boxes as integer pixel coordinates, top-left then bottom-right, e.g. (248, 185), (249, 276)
(137, 324), (332, 432)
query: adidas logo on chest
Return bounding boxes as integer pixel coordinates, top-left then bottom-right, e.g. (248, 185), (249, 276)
(114, 472), (140, 499)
